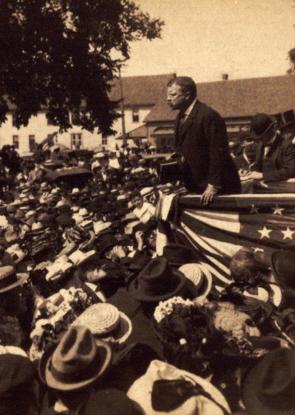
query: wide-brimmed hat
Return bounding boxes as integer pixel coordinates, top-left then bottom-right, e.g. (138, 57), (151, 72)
(128, 252), (151, 272)
(163, 244), (201, 267)
(242, 348), (295, 415)
(271, 249), (295, 290)
(0, 354), (36, 395)
(178, 262), (212, 300)
(251, 113), (276, 138)
(73, 303), (132, 345)
(39, 325), (112, 391)
(127, 359), (230, 415)
(0, 266), (29, 294)
(128, 257), (187, 302)
(96, 233), (119, 256)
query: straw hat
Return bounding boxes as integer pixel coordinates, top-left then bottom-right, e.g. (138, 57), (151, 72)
(178, 262), (212, 300)
(73, 304), (132, 345)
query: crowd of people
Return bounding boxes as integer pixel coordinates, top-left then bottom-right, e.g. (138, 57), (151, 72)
(0, 141), (294, 415)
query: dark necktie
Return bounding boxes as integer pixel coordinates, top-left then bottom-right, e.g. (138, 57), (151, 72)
(176, 112), (186, 147)
(178, 112), (186, 130)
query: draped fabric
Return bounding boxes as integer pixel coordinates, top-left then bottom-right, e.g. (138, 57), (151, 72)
(158, 193), (295, 291)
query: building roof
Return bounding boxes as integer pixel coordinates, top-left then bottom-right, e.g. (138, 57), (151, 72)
(127, 124), (147, 139)
(151, 126), (175, 136)
(109, 73), (175, 107)
(144, 74), (295, 123)
(144, 98), (176, 123)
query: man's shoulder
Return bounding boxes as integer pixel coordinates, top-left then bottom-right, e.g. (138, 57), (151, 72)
(196, 100), (222, 119)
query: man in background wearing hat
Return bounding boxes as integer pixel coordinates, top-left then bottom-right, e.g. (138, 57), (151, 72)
(245, 113), (295, 182)
(167, 76), (241, 205)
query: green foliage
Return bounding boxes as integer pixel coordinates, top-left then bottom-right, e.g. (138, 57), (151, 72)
(0, 0), (163, 134)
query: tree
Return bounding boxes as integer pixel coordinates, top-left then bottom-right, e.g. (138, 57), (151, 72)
(0, 0), (163, 135)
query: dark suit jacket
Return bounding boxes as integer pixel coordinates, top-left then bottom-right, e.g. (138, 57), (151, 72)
(254, 134), (295, 182)
(175, 100), (241, 194)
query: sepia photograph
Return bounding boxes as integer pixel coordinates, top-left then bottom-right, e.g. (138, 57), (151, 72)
(0, 1), (294, 414)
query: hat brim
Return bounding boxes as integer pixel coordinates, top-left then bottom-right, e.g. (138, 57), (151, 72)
(167, 259), (198, 268)
(269, 283), (283, 307)
(98, 312), (132, 345)
(39, 339), (112, 391)
(127, 270), (187, 302)
(251, 118), (276, 139)
(0, 273), (29, 294)
(242, 354), (293, 415)
(127, 360), (230, 414)
(179, 262), (213, 300)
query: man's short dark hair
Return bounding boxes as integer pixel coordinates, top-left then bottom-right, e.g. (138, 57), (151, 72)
(167, 76), (197, 99)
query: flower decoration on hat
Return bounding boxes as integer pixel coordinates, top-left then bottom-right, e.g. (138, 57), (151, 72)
(153, 296), (222, 376)
(30, 287), (98, 360)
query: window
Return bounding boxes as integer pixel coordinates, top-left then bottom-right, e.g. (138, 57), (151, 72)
(102, 137), (108, 146)
(132, 109), (139, 123)
(29, 135), (36, 151)
(71, 133), (82, 149)
(12, 112), (18, 127)
(12, 135), (19, 148)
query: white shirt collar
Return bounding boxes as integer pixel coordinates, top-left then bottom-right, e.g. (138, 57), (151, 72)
(184, 98), (197, 120)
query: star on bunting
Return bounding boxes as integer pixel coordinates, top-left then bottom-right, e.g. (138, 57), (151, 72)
(250, 204), (259, 214)
(258, 226), (272, 239)
(272, 205), (284, 216)
(281, 227), (295, 240)
(254, 248), (264, 253)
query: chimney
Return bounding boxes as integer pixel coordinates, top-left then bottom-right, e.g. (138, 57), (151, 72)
(222, 73), (229, 81)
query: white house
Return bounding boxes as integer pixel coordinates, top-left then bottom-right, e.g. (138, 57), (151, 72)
(0, 110), (103, 155)
(0, 73), (175, 154)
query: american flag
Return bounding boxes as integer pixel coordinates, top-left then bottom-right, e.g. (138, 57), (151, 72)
(159, 193), (295, 291)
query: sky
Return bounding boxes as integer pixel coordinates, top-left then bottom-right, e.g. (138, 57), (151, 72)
(121, 0), (295, 82)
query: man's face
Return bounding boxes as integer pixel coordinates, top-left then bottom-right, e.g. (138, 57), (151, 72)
(167, 83), (190, 111)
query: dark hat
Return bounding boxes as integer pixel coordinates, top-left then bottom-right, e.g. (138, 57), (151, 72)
(83, 389), (142, 415)
(162, 243), (201, 267)
(56, 213), (75, 228)
(242, 348), (295, 415)
(271, 249), (295, 290)
(39, 212), (56, 228)
(39, 325), (112, 391)
(0, 266), (29, 294)
(0, 354), (35, 395)
(128, 252), (151, 272)
(96, 233), (118, 256)
(128, 257), (186, 302)
(251, 113), (276, 138)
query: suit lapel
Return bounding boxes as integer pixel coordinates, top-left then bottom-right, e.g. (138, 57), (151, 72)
(178, 100), (200, 143)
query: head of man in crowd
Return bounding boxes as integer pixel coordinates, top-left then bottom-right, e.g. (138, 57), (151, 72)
(251, 113), (279, 146)
(167, 76), (197, 112)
